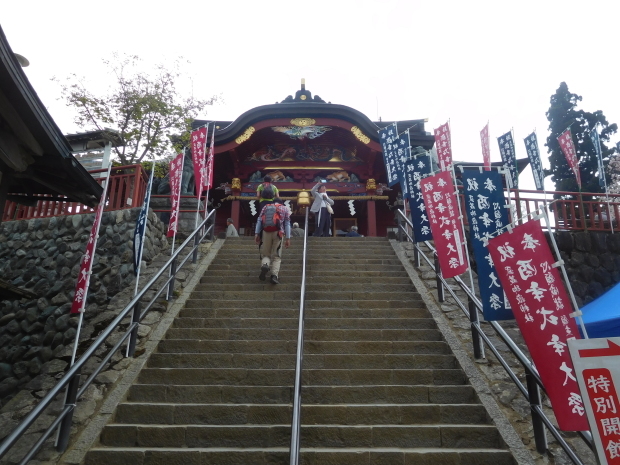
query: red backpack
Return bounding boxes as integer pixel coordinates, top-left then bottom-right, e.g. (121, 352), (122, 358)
(261, 204), (282, 232)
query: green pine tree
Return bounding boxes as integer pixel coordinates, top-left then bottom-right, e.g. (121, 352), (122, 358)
(545, 82), (617, 195)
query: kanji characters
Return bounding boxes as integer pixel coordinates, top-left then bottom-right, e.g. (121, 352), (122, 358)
(588, 375), (612, 394)
(516, 259), (537, 280)
(522, 233), (540, 250)
(536, 307), (558, 330)
(526, 281), (547, 301)
(568, 392), (585, 415)
(546, 334), (566, 355)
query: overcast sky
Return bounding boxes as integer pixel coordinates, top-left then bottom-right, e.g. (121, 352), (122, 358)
(3, 0), (619, 190)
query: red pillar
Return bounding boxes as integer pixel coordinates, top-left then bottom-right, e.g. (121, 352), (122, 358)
(231, 200), (241, 232)
(367, 200), (377, 237)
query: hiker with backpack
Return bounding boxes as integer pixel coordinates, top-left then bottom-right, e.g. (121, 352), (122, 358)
(310, 181), (335, 237)
(256, 175), (280, 213)
(254, 189), (291, 284)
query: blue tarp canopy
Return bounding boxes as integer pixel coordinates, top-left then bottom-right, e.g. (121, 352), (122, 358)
(580, 283), (620, 339)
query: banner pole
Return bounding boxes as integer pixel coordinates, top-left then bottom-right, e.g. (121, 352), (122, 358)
(540, 208), (589, 339)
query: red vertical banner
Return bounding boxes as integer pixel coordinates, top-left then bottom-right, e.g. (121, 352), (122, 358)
(190, 127), (207, 197)
(433, 122), (452, 171)
(71, 167), (111, 314)
(582, 368), (620, 463)
(420, 171), (468, 278)
(487, 220), (588, 431)
(167, 153), (184, 238)
(480, 123), (491, 171)
(205, 126), (215, 190)
(558, 129), (582, 188)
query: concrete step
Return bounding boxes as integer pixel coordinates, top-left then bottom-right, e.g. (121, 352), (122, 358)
(137, 368), (467, 386)
(109, 403), (488, 426)
(177, 307), (430, 319)
(200, 269), (410, 278)
(191, 283), (417, 292)
(200, 275), (413, 284)
(146, 353), (457, 370)
(171, 317), (436, 330)
(127, 384), (479, 405)
(98, 423), (502, 448)
(183, 299), (424, 310)
(85, 447), (516, 465)
(157, 340), (450, 355)
(163, 328), (443, 341)
(181, 290), (424, 301)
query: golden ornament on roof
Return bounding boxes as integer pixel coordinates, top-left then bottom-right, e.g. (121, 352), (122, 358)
(231, 178), (241, 190)
(351, 126), (370, 144)
(290, 118), (316, 126)
(235, 126), (256, 145)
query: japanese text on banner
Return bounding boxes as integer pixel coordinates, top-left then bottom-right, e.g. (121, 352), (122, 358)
(487, 220), (588, 431)
(558, 129), (582, 188)
(583, 368), (620, 463)
(524, 132), (545, 191)
(378, 123), (403, 187)
(434, 122), (452, 172)
(205, 126), (215, 190)
(70, 174), (110, 314)
(461, 170), (513, 320)
(191, 127), (207, 196)
(403, 155), (433, 242)
(167, 153), (184, 238)
(421, 171), (468, 278)
(480, 124), (491, 171)
(498, 131), (519, 188)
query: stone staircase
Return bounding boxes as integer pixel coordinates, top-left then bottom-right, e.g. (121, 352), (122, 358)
(85, 236), (516, 464)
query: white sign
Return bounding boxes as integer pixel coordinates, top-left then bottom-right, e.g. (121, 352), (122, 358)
(568, 337), (620, 464)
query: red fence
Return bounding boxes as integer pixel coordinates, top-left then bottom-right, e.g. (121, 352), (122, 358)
(4, 165), (620, 233)
(2, 165), (148, 222)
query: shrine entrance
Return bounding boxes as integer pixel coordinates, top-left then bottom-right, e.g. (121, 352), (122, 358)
(194, 81), (435, 236)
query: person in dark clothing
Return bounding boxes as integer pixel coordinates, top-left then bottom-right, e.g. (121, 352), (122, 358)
(346, 226), (363, 237)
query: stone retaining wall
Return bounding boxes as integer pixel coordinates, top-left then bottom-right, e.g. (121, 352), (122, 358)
(0, 209), (169, 404)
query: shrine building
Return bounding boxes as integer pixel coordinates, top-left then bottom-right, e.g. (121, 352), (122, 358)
(194, 81), (435, 236)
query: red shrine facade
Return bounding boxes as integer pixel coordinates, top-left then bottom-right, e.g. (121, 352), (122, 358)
(194, 82), (435, 236)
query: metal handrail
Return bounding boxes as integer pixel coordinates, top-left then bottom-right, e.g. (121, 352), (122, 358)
(289, 207), (309, 465)
(396, 209), (593, 465)
(0, 209), (216, 464)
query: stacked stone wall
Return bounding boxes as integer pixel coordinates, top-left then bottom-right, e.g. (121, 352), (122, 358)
(553, 230), (620, 306)
(0, 209), (169, 404)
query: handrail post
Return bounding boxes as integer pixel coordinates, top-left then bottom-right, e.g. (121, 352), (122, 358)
(56, 369), (81, 452)
(192, 232), (200, 264)
(127, 301), (141, 357)
(167, 257), (177, 300)
(526, 368), (548, 454)
(414, 246), (420, 268)
(468, 296), (483, 359)
(434, 254), (444, 302)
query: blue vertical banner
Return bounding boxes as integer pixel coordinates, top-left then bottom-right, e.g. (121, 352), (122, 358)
(379, 123), (404, 187)
(399, 131), (412, 199)
(461, 170), (513, 320)
(589, 128), (605, 188)
(133, 172), (154, 275)
(497, 131), (519, 188)
(403, 154), (433, 242)
(523, 132), (545, 191)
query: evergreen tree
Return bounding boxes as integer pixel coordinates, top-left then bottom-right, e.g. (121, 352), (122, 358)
(545, 82), (617, 194)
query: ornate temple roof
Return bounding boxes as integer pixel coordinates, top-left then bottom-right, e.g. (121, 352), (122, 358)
(193, 81), (435, 151)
